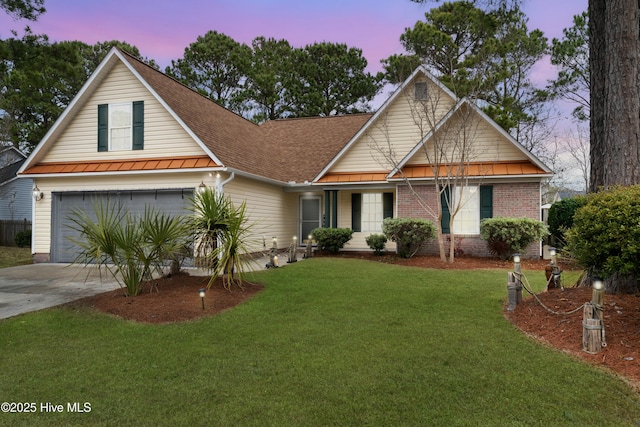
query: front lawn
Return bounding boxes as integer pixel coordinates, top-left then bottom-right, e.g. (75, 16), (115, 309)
(0, 246), (32, 268)
(0, 258), (638, 426)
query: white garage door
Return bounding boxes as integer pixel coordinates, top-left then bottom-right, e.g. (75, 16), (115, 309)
(50, 189), (194, 263)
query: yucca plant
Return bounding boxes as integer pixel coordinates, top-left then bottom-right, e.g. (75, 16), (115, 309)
(190, 188), (253, 290)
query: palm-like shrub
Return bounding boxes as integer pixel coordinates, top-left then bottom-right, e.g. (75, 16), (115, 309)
(190, 188), (253, 290)
(68, 199), (190, 296)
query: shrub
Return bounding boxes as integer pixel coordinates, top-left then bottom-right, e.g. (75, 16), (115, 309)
(547, 197), (587, 247)
(566, 185), (640, 280)
(382, 217), (436, 258)
(365, 233), (387, 255)
(311, 228), (353, 253)
(14, 230), (31, 248)
(480, 217), (549, 260)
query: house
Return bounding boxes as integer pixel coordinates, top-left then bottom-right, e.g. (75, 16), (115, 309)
(0, 146), (32, 222)
(18, 48), (552, 263)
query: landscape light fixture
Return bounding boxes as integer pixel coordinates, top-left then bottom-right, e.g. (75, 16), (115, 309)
(33, 185), (43, 201)
(199, 288), (206, 310)
(512, 253), (521, 274)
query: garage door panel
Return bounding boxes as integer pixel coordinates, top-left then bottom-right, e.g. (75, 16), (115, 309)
(51, 189), (194, 263)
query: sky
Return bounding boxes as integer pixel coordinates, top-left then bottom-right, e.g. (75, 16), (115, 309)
(1, 0), (587, 83)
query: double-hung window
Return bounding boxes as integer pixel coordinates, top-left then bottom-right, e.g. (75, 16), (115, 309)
(352, 192), (394, 232)
(98, 101), (144, 152)
(441, 185), (493, 234)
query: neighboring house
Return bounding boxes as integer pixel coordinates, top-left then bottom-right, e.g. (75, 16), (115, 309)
(0, 147), (32, 222)
(18, 48), (552, 263)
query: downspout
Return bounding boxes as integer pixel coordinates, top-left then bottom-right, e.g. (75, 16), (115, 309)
(216, 172), (235, 193)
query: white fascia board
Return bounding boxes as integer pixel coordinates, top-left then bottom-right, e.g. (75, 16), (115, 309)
(312, 65), (457, 183)
(18, 48), (122, 175)
(461, 98), (553, 174)
(115, 50), (224, 167)
(387, 99), (465, 179)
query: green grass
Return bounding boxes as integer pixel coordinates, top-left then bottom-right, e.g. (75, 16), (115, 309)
(0, 246), (32, 268)
(0, 258), (638, 426)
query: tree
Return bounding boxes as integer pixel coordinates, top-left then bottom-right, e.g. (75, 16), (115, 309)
(78, 40), (158, 76)
(369, 76), (486, 262)
(589, 0), (640, 191)
(0, 32), (85, 152)
(165, 31), (251, 114)
(242, 37), (295, 122)
(288, 42), (380, 117)
(548, 11), (590, 121)
(1, 0), (44, 20)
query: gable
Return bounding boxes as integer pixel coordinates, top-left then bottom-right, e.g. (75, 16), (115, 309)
(38, 61), (207, 164)
(318, 70), (458, 178)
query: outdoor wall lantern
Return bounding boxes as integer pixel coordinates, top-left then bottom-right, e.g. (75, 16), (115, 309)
(199, 288), (206, 310)
(198, 181), (207, 193)
(33, 185), (43, 201)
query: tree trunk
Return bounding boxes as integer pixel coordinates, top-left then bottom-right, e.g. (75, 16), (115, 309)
(589, 0), (640, 191)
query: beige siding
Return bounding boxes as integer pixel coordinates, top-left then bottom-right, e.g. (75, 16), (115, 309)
(407, 108), (525, 165)
(41, 62), (206, 163)
(337, 190), (397, 252)
(331, 79), (456, 173)
(32, 171), (212, 255)
(223, 176), (298, 253)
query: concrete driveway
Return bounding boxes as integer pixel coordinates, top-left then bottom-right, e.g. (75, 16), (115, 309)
(0, 264), (120, 320)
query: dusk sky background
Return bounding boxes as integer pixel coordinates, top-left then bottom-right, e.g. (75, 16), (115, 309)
(1, 0), (587, 85)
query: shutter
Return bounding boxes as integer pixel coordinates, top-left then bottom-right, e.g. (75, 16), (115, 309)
(352, 193), (362, 232)
(440, 187), (451, 234)
(98, 104), (108, 152)
(383, 192), (394, 219)
(132, 101), (144, 150)
(480, 186), (493, 220)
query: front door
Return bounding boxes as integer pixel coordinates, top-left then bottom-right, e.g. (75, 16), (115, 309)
(300, 196), (322, 243)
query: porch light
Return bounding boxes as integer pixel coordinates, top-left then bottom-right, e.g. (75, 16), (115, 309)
(33, 185), (43, 201)
(198, 181), (207, 193)
(199, 288), (206, 310)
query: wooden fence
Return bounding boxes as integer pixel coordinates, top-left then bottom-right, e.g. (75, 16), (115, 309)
(0, 219), (31, 246)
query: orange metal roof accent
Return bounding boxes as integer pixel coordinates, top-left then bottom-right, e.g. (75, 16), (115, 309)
(21, 156), (219, 175)
(316, 171), (389, 183)
(394, 161), (548, 179)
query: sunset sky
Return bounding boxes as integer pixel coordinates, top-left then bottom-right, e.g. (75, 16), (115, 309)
(1, 0), (587, 82)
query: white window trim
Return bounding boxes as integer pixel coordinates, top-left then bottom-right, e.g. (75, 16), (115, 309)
(108, 102), (133, 151)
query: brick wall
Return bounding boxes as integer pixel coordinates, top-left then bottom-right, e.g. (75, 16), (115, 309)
(396, 182), (542, 258)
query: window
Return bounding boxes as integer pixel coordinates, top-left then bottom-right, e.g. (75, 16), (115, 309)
(352, 192), (393, 232)
(441, 186), (492, 234)
(414, 81), (428, 100)
(98, 101), (144, 152)
(109, 103), (132, 150)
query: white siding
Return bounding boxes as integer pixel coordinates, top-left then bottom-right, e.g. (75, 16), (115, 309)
(331, 79), (456, 173)
(41, 62), (206, 163)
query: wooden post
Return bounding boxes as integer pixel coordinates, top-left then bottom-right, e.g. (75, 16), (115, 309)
(507, 272), (521, 312)
(582, 303), (603, 354)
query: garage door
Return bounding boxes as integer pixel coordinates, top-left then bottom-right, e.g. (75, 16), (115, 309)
(51, 189), (194, 263)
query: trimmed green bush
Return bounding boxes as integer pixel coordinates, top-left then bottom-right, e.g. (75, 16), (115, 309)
(382, 217), (436, 258)
(365, 233), (387, 255)
(480, 217), (549, 259)
(547, 197), (587, 246)
(566, 185), (640, 280)
(311, 227), (353, 253)
(14, 230), (31, 248)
